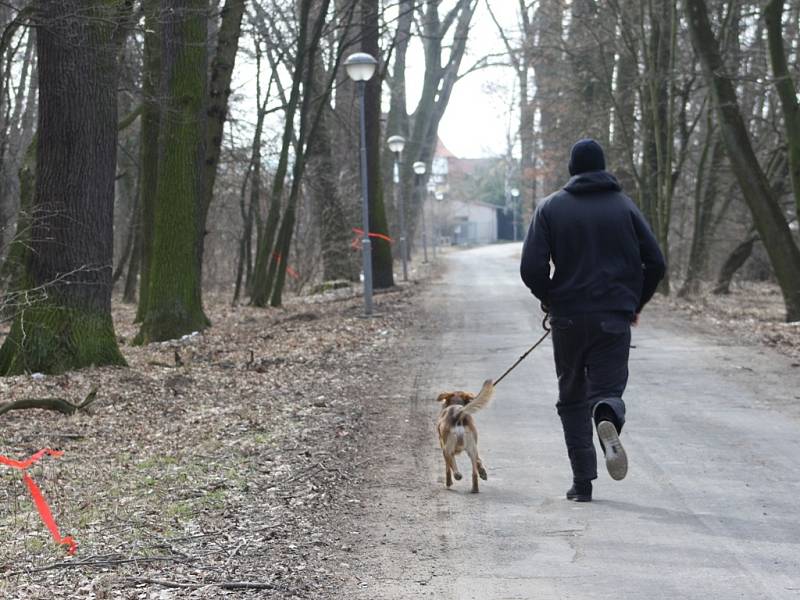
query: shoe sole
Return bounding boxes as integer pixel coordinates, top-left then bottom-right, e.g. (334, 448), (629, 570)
(566, 494), (591, 502)
(597, 421), (628, 481)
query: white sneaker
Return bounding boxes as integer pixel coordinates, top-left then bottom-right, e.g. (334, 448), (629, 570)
(597, 420), (628, 480)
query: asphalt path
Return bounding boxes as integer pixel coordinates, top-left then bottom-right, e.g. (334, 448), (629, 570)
(350, 243), (800, 599)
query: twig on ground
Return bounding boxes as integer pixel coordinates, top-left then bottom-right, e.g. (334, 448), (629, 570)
(124, 577), (274, 590)
(0, 386), (99, 417)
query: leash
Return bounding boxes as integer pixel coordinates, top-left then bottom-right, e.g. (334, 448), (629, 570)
(493, 313), (551, 387)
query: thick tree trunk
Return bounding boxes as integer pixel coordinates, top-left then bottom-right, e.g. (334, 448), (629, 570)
(136, 0), (210, 343)
(0, 0), (126, 374)
(135, 0), (161, 322)
(362, 0), (393, 289)
(765, 0), (800, 220)
(685, 0), (800, 321)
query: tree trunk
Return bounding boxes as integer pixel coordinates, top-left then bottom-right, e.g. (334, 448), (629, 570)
(0, 0), (126, 374)
(685, 0), (800, 321)
(135, 0), (161, 322)
(136, 0), (210, 343)
(678, 116), (724, 298)
(533, 0), (564, 196)
(362, 0), (393, 289)
(199, 0), (245, 284)
(250, 0), (313, 308)
(307, 82), (357, 282)
(712, 233), (758, 295)
(764, 0), (800, 221)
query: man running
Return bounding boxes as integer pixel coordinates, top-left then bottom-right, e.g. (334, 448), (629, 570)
(520, 138), (666, 502)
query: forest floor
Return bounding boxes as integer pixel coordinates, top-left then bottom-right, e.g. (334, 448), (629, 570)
(1, 248), (797, 599)
(651, 281), (800, 362)
(0, 275), (428, 599)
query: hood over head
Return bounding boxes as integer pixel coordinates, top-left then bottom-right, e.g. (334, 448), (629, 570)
(563, 170), (622, 195)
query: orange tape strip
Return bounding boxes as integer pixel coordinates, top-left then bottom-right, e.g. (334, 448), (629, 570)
(0, 447), (63, 470)
(1, 448), (77, 555)
(352, 228), (394, 243)
(22, 473), (77, 555)
(271, 252), (300, 279)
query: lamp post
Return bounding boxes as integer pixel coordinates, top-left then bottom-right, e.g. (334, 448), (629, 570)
(434, 191), (444, 258)
(387, 135), (408, 282)
(511, 187), (520, 242)
(344, 52), (378, 316)
(413, 161), (428, 263)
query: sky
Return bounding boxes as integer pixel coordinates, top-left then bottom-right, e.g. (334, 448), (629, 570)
(403, 1), (520, 159)
(229, 2), (521, 161)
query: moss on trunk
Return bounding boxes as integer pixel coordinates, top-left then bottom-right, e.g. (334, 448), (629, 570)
(0, 1), (127, 374)
(136, 0), (209, 343)
(0, 303), (124, 375)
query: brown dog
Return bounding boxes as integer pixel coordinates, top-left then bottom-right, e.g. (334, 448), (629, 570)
(436, 379), (494, 493)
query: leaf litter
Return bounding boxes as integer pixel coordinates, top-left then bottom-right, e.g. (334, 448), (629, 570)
(0, 284), (420, 599)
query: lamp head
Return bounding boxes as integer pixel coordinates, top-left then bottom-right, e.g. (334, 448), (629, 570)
(344, 52), (378, 82)
(413, 161), (426, 175)
(511, 188), (520, 198)
(387, 135), (406, 154)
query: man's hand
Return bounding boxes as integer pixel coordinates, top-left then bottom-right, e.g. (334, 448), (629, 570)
(632, 313), (640, 327)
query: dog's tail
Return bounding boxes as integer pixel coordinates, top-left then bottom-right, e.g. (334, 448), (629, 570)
(457, 379), (494, 419)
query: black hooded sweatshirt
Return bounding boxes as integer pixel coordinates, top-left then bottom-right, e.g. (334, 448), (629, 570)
(520, 171), (666, 317)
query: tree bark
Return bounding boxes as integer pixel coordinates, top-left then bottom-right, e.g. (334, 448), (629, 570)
(362, 0), (393, 289)
(685, 0), (800, 321)
(764, 0), (800, 221)
(135, 0), (161, 322)
(136, 0), (210, 343)
(0, 0), (126, 374)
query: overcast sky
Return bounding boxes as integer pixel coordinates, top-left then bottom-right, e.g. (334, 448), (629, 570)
(404, 1), (519, 159)
(230, 2), (520, 161)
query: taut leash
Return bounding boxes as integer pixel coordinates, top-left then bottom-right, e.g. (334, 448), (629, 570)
(493, 313), (551, 387)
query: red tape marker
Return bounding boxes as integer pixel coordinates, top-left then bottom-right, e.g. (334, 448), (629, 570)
(1, 448), (77, 555)
(352, 228), (394, 243)
(271, 252), (300, 279)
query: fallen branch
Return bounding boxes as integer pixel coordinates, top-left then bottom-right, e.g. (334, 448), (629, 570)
(125, 577), (274, 591)
(0, 386), (98, 417)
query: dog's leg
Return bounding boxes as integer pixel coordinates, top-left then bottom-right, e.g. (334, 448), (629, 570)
(444, 437), (462, 481)
(465, 434), (480, 493)
(476, 455), (488, 481)
(443, 450), (452, 488)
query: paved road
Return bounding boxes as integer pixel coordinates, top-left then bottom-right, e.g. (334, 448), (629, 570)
(350, 243), (800, 599)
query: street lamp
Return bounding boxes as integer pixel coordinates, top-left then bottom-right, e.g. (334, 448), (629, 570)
(345, 52), (378, 316)
(413, 161), (428, 263)
(387, 135), (408, 282)
(510, 187), (520, 242)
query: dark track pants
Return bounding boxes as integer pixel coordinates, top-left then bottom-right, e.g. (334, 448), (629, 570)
(550, 312), (632, 482)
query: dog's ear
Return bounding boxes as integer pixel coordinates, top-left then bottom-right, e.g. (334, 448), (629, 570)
(436, 392), (453, 403)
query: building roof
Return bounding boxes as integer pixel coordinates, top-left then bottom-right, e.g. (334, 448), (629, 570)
(435, 137), (458, 159)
